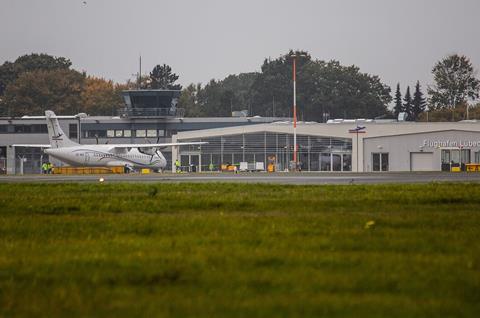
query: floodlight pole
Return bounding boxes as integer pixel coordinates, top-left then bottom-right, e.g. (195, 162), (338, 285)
(292, 55), (298, 167)
(290, 53), (307, 170)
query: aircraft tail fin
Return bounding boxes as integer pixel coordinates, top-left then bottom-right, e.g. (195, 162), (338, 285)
(45, 110), (79, 148)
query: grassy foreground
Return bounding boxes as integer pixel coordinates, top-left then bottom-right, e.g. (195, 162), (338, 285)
(0, 182), (479, 317)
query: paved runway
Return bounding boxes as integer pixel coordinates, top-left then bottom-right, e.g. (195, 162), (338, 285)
(2, 172), (480, 185)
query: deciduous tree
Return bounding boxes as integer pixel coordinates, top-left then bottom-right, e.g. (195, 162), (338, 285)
(179, 83), (204, 117)
(250, 51), (391, 120)
(0, 53), (72, 96)
(428, 54), (480, 109)
(2, 69), (85, 116)
(81, 76), (124, 115)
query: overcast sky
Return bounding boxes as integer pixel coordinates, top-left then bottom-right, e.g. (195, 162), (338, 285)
(1, 0), (479, 94)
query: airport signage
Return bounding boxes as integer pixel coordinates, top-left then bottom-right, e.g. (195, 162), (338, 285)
(348, 126), (366, 134)
(422, 139), (480, 148)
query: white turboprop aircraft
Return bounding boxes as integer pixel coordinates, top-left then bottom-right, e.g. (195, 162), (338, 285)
(14, 110), (206, 171)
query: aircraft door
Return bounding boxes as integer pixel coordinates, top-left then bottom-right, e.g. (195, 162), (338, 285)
(84, 152), (91, 165)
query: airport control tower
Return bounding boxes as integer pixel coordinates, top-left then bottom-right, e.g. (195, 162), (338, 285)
(120, 89), (183, 118)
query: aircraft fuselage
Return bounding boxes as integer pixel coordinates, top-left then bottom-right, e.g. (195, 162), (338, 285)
(44, 145), (167, 169)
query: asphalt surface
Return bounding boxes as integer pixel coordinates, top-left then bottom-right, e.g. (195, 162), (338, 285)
(1, 172), (480, 184)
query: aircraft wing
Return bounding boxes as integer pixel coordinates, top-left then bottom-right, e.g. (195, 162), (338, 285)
(107, 141), (207, 151)
(11, 144), (51, 148)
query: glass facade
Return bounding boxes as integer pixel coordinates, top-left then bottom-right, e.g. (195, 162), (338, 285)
(0, 124), (48, 134)
(179, 132), (352, 172)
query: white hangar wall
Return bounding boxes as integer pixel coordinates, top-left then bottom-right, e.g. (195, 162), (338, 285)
(363, 130), (480, 172)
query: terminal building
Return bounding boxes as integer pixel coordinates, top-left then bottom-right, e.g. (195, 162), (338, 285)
(2, 89), (480, 174)
(0, 90), (284, 174)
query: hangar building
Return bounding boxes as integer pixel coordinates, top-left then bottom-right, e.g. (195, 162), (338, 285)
(173, 119), (480, 172)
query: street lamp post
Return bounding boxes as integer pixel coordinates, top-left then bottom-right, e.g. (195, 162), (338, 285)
(75, 113), (87, 144)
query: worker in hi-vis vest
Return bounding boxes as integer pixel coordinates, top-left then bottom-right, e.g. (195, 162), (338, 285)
(175, 159), (181, 173)
(41, 162), (48, 174)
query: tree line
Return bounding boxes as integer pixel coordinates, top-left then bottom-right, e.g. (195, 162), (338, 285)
(0, 51), (478, 121)
(0, 54), (126, 116)
(179, 51), (392, 120)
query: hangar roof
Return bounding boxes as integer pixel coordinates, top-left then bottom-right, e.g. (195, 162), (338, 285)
(175, 121), (480, 140)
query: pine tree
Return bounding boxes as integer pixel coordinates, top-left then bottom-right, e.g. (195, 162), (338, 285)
(412, 81), (426, 121)
(403, 86), (413, 121)
(148, 64), (182, 90)
(393, 83), (403, 118)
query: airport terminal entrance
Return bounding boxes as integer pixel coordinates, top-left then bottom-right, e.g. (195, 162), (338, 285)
(180, 154), (200, 172)
(441, 148), (470, 171)
(0, 146), (6, 174)
(319, 152), (352, 172)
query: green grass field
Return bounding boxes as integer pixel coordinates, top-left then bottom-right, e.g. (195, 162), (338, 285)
(0, 182), (479, 317)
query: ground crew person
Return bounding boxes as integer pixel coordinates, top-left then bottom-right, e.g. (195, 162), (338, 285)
(46, 162), (53, 174)
(41, 162), (48, 174)
(209, 162), (214, 171)
(175, 159), (181, 173)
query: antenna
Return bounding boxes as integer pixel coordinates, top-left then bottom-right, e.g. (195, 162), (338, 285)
(138, 55), (142, 89)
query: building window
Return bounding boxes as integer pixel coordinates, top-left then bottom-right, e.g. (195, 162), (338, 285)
(86, 130), (107, 138)
(107, 130), (115, 138)
(475, 151), (480, 164)
(14, 125), (31, 133)
(372, 153), (389, 171)
(136, 130), (146, 138)
(69, 124), (78, 139)
(166, 130), (177, 137)
(115, 130), (123, 137)
(32, 124), (48, 133)
(147, 129), (157, 137)
(158, 129), (165, 137)
(1, 124), (47, 134)
(124, 130), (131, 137)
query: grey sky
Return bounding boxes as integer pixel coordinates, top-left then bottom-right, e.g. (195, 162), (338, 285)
(1, 0), (479, 95)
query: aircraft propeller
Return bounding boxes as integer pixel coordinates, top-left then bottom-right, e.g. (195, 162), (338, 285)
(147, 136), (161, 163)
